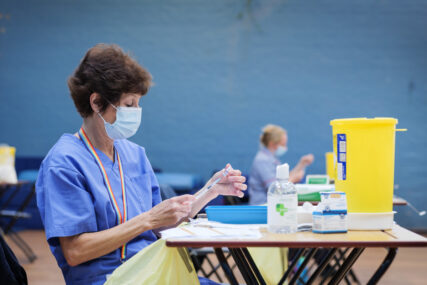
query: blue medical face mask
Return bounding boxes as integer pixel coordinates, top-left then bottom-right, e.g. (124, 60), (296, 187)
(98, 104), (142, 140)
(275, 146), (288, 157)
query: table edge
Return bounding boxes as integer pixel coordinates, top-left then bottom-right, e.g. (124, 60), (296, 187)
(166, 239), (427, 248)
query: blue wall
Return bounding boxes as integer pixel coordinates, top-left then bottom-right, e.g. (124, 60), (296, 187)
(1, 0), (426, 229)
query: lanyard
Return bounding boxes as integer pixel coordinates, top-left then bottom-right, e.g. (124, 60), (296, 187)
(78, 128), (128, 261)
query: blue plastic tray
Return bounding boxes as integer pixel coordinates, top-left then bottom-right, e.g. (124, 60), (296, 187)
(205, 206), (267, 224)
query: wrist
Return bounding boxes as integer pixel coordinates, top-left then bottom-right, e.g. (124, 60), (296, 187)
(198, 186), (219, 201)
(209, 188), (220, 200)
(138, 212), (153, 231)
(201, 179), (218, 198)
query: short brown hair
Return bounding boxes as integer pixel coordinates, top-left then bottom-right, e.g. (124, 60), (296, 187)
(260, 124), (287, 147)
(68, 44), (152, 118)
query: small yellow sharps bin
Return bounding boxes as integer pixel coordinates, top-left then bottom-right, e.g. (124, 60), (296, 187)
(330, 118), (405, 230)
(325, 152), (334, 180)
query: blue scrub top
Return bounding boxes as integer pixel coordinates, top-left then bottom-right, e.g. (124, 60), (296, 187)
(36, 134), (162, 285)
(248, 146), (281, 205)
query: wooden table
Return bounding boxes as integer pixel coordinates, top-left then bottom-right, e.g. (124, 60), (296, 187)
(167, 225), (427, 285)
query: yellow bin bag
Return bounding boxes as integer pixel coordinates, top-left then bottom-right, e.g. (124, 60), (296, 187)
(0, 145), (18, 184)
(249, 247), (288, 285)
(105, 239), (199, 285)
(105, 239), (288, 285)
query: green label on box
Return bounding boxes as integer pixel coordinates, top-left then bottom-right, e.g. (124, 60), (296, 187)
(308, 177), (329, 184)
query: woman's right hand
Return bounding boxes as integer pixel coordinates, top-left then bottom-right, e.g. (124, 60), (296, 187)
(299, 154), (314, 167)
(146, 194), (195, 229)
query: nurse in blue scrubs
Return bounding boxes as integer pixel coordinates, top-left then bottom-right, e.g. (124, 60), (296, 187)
(249, 124), (314, 205)
(36, 44), (247, 285)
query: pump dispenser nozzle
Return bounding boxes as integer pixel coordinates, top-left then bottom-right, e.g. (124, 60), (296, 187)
(276, 163), (289, 180)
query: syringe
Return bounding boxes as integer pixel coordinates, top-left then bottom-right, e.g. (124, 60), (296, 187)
(195, 166), (232, 200)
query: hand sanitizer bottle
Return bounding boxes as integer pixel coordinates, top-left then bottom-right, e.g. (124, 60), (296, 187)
(267, 163), (298, 233)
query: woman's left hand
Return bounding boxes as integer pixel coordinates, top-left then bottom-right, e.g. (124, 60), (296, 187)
(208, 163), (247, 198)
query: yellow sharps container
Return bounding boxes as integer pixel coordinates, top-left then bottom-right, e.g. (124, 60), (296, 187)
(325, 152), (335, 181)
(330, 118), (405, 230)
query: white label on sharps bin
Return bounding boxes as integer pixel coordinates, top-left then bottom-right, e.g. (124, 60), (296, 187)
(337, 162), (343, 180)
(337, 134), (347, 180)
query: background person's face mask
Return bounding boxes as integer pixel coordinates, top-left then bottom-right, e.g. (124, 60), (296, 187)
(275, 145), (288, 157)
(98, 104), (142, 140)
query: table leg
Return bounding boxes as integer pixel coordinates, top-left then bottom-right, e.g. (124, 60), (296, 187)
(229, 248), (259, 284)
(4, 184), (36, 233)
(0, 184), (22, 211)
(367, 248), (397, 285)
(289, 248), (318, 285)
(204, 255), (224, 282)
(190, 252), (208, 277)
(7, 231), (37, 262)
(278, 248), (306, 285)
(328, 248), (365, 285)
(241, 248), (266, 285)
(337, 248), (360, 284)
(348, 268), (361, 284)
(320, 248), (350, 285)
(306, 248), (338, 285)
(1, 183), (37, 263)
(214, 248), (238, 285)
(333, 254), (351, 284)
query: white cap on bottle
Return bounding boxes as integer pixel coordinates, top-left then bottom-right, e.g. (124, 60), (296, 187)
(276, 163), (289, 180)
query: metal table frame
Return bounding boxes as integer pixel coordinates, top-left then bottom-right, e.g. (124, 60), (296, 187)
(0, 181), (37, 262)
(166, 225), (426, 285)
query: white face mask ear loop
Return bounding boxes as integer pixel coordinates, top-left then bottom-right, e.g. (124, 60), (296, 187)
(103, 97), (118, 111)
(97, 111), (108, 124)
(97, 98), (118, 124)
(110, 103), (118, 111)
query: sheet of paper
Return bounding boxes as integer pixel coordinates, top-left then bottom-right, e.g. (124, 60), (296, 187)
(160, 224), (262, 240)
(189, 219), (266, 230)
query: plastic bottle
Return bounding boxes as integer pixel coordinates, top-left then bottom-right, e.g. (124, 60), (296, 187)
(267, 163), (298, 233)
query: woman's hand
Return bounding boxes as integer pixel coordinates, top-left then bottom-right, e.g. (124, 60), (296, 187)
(208, 163), (247, 198)
(299, 154), (314, 167)
(146, 195), (195, 229)
(290, 154), (314, 183)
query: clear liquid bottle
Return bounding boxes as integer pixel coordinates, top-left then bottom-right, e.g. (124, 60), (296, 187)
(267, 163), (298, 233)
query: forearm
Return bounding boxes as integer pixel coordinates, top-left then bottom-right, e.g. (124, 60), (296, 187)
(60, 212), (151, 266)
(290, 168), (304, 183)
(153, 166), (246, 234)
(292, 161), (305, 173)
(289, 175), (299, 183)
(190, 186), (217, 218)
(188, 168), (246, 217)
(154, 186), (216, 234)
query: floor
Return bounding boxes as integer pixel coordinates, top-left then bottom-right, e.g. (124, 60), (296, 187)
(6, 230), (427, 285)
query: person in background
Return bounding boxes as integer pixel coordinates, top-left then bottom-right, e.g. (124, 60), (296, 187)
(248, 124), (314, 205)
